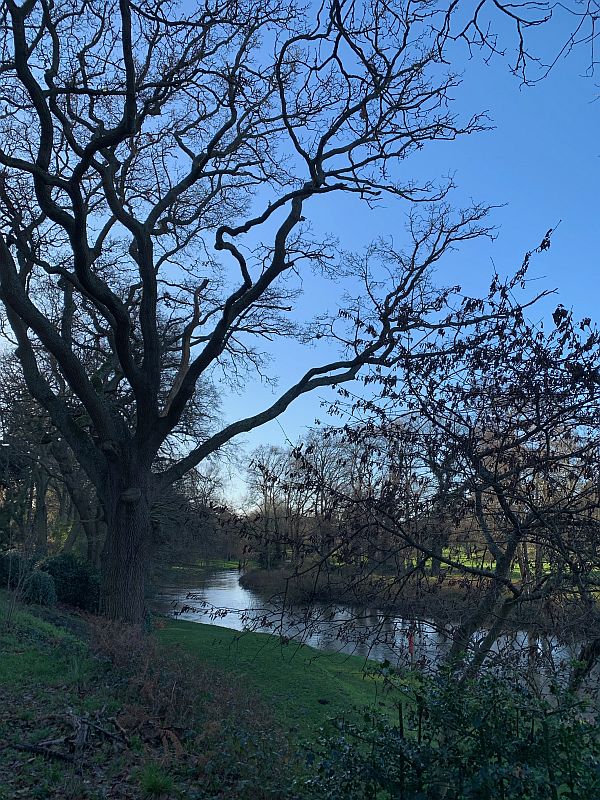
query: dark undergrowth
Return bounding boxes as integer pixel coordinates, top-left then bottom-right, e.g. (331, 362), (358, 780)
(2, 589), (600, 800)
(0, 591), (299, 799)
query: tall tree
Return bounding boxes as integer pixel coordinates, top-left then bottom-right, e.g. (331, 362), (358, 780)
(326, 300), (600, 677)
(0, 0), (584, 621)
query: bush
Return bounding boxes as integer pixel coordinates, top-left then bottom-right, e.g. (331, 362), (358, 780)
(0, 549), (34, 588)
(39, 552), (100, 611)
(299, 670), (600, 800)
(22, 570), (57, 606)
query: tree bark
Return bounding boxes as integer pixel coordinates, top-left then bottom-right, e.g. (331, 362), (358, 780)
(569, 637), (600, 694)
(430, 534), (444, 578)
(86, 516), (106, 569)
(100, 472), (152, 625)
(33, 469), (49, 556)
(447, 537), (519, 667)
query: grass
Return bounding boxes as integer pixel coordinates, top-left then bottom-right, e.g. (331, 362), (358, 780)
(150, 556), (253, 595)
(0, 593), (115, 799)
(201, 558), (248, 570)
(0, 588), (392, 798)
(137, 762), (175, 797)
(157, 619), (395, 737)
(0, 600), (87, 688)
(0, 591), (290, 798)
(164, 558), (242, 573)
(243, 547), (560, 607)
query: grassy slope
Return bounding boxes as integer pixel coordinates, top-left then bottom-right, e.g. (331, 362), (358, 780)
(153, 557), (393, 733)
(157, 620), (392, 737)
(0, 596), (124, 800)
(0, 591), (392, 798)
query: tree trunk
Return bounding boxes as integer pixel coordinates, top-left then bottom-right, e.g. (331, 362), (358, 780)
(430, 536), (443, 578)
(517, 541), (531, 585)
(447, 581), (506, 664)
(86, 516), (106, 569)
(429, 511), (449, 578)
(33, 470), (49, 556)
(100, 476), (152, 625)
(61, 521), (81, 553)
(447, 537), (519, 667)
(569, 637), (600, 694)
(461, 595), (516, 681)
(51, 438), (105, 566)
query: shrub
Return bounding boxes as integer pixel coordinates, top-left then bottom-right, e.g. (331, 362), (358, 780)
(22, 570), (57, 606)
(39, 552), (100, 611)
(299, 670), (600, 800)
(0, 549), (34, 588)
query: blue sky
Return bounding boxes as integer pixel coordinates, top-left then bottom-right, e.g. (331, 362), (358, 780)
(217, 21), (600, 495)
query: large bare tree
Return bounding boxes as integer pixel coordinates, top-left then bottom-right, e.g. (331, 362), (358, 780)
(0, 0), (593, 621)
(299, 298), (600, 679)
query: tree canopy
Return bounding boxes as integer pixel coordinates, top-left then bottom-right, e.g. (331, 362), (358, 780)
(0, 0), (597, 621)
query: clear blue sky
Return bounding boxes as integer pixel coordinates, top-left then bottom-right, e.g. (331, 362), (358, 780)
(218, 21), (600, 497)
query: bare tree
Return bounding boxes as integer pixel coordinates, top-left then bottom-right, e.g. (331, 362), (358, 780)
(240, 261), (600, 682)
(246, 445), (289, 569)
(320, 296), (600, 678)
(0, 0), (592, 621)
(0, 354), (106, 560)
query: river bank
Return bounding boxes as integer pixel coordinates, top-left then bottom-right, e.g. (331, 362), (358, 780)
(150, 562), (600, 689)
(4, 588), (599, 800)
(0, 589), (394, 799)
(239, 565), (599, 639)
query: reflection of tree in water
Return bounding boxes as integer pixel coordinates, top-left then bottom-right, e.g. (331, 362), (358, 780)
(159, 568), (600, 698)
(234, 301), (600, 696)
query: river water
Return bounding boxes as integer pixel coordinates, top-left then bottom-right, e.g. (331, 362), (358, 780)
(154, 567), (587, 679)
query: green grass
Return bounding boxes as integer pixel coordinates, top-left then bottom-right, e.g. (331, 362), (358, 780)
(166, 557), (242, 572)
(0, 595), (88, 688)
(0, 593), (198, 799)
(1, 589), (382, 797)
(137, 761), (175, 797)
(157, 619), (394, 737)
(0, 593), (108, 799)
(151, 557), (253, 591)
(203, 558), (248, 569)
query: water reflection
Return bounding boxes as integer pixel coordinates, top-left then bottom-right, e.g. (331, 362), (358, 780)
(154, 568), (587, 679)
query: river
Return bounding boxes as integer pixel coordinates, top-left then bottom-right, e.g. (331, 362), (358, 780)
(154, 566), (589, 681)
